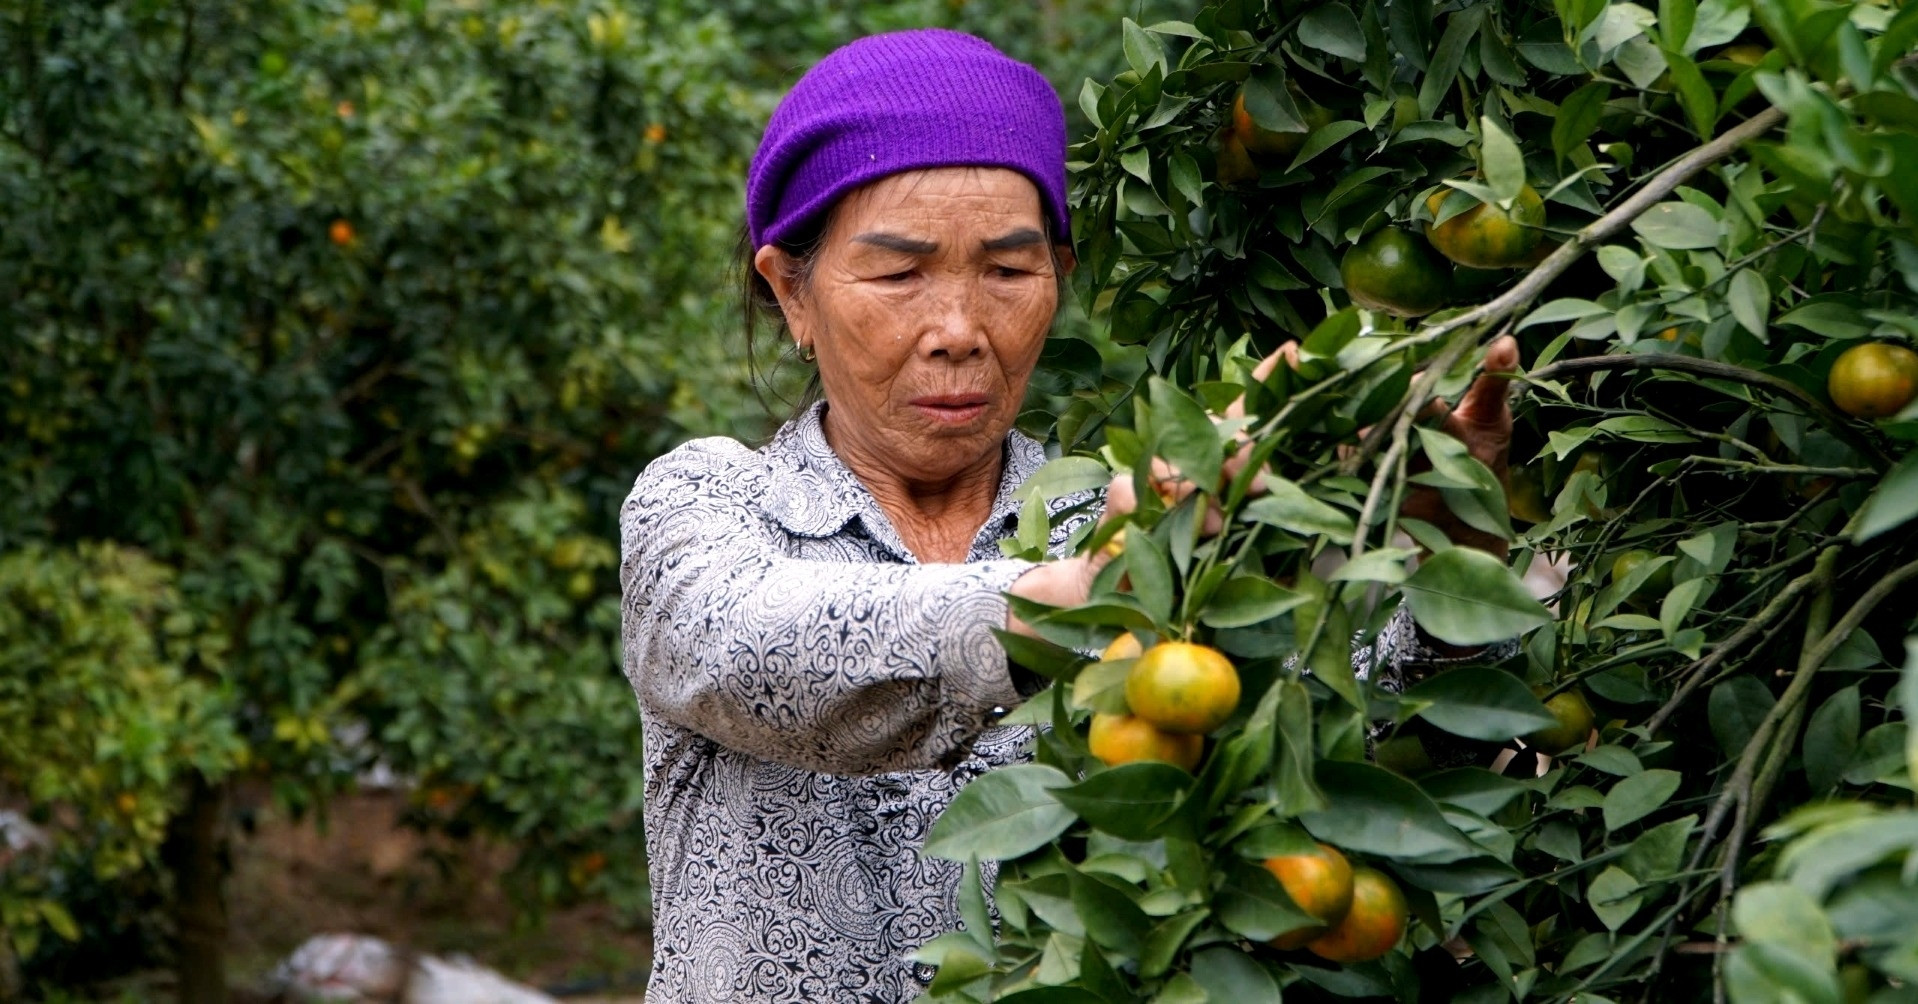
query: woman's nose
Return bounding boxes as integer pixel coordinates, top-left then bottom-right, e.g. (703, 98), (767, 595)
(921, 280), (988, 359)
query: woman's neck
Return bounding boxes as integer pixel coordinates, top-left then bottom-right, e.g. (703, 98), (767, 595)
(823, 420), (1004, 564)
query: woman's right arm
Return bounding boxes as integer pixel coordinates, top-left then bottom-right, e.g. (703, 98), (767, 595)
(619, 440), (1037, 777)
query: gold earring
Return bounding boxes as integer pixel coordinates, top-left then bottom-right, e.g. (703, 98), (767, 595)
(797, 343), (815, 363)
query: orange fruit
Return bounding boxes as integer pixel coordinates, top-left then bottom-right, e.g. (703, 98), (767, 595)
(329, 218), (355, 246)
(1610, 549), (1672, 595)
(1827, 342), (1918, 419)
(1719, 43), (1768, 67)
(644, 122), (667, 144)
(1125, 641), (1240, 735)
(1231, 84), (1334, 165)
(1525, 688), (1596, 755)
(1339, 228), (1449, 318)
(1264, 843), (1356, 949)
(1088, 712), (1204, 771)
(1307, 867), (1408, 963)
(1216, 129), (1259, 187)
(1424, 183), (1546, 269)
(1101, 632), (1145, 662)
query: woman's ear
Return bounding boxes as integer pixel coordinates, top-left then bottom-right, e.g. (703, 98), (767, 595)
(1054, 244), (1078, 276)
(753, 244), (811, 348)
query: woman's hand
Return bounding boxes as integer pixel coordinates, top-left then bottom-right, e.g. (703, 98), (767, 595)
(1397, 336), (1519, 557)
(1007, 346), (1292, 636)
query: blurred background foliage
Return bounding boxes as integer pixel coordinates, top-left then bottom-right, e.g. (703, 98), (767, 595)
(0, 0), (1165, 998)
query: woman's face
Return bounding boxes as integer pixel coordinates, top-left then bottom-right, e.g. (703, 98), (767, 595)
(756, 167), (1068, 487)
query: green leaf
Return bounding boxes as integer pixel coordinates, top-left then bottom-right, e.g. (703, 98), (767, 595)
(1421, 768), (1530, 815)
(1286, 120), (1369, 173)
(1298, 3), (1368, 61)
(1149, 376), (1224, 492)
(1121, 18), (1167, 76)
(1403, 667), (1557, 741)
(1016, 456), (1112, 503)
(1070, 869), (1151, 956)
(1602, 769), (1682, 831)
(1735, 882), (1838, 960)
(1139, 909), (1211, 980)
(1240, 63), (1305, 133)
(1589, 866), (1644, 930)
(1630, 202), (1721, 249)
(1419, 6), (1487, 118)
(1242, 476), (1357, 544)
(1273, 680), (1328, 815)
(924, 764), (1077, 861)
(1215, 857), (1319, 940)
(1328, 547), (1416, 585)
(1803, 686), (1860, 795)
(1299, 760), (1482, 863)
(1123, 528), (1175, 627)
(1400, 547), (1553, 646)
(1518, 298), (1609, 328)
(1854, 454), (1918, 543)
(1552, 82), (1613, 166)
(1199, 575), (1308, 628)
(995, 986), (1110, 1004)
(1480, 116), (1526, 204)
(1050, 762), (1191, 841)
(1662, 47), (1717, 139)
(1071, 657), (1132, 714)
(1191, 946), (1283, 1002)
(1709, 676), (1776, 758)
(1727, 269), (1771, 340)
(920, 932), (993, 993)
(1598, 244), (1646, 291)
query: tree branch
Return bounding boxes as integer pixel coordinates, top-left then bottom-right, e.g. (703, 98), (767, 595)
(1526, 354), (1894, 470)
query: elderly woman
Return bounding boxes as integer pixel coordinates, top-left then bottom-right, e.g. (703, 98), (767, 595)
(620, 29), (1516, 1003)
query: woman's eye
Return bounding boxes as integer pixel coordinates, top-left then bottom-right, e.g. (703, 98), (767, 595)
(993, 265), (1029, 279)
(878, 270), (915, 282)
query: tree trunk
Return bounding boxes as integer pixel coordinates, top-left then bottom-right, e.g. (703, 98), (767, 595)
(163, 773), (227, 1004)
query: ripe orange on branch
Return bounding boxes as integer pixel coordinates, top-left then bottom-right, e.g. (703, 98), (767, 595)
(1307, 867), (1408, 963)
(1125, 641), (1240, 735)
(1231, 83), (1333, 165)
(1827, 342), (1918, 419)
(1088, 712), (1204, 771)
(1424, 183), (1545, 269)
(1264, 843), (1356, 949)
(1525, 687), (1596, 755)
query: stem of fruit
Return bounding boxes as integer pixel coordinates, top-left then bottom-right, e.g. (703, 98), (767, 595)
(1347, 326), (1482, 557)
(1524, 354), (1894, 471)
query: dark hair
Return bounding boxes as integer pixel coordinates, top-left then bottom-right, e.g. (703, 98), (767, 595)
(738, 221), (826, 424)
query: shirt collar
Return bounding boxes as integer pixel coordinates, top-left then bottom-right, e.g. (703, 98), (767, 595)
(759, 401), (1050, 556)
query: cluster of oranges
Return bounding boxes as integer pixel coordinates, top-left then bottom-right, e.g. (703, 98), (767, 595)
(1086, 634), (1239, 773)
(1081, 637), (1410, 964)
(1340, 182), (1546, 319)
(1263, 843), (1409, 964)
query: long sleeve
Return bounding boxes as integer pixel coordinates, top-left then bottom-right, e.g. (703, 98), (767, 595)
(619, 438), (1036, 777)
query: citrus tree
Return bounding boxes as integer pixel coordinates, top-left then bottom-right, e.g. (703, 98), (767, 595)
(917, 0), (1918, 1000)
(1, 1), (1134, 999)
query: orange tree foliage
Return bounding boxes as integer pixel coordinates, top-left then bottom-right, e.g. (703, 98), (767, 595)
(920, 0), (1918, 1001)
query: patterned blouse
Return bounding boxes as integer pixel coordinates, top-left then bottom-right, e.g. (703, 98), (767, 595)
(618, 401), (1493, 1003)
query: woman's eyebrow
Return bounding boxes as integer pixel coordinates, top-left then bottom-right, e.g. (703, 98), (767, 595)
(851, 232), (938, 254)
(982, 228), (1045, 251)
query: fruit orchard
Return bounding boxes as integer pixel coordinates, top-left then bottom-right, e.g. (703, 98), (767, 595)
(917, 0), (1918, 1002)
(0, 1), (1134, 999)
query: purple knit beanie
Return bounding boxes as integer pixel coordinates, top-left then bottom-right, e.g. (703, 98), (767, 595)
(747, 29), (1071, 251)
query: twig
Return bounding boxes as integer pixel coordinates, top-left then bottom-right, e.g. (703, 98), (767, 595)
(1526, 353), (1894, 471)
(1643, 567), (1822, 735)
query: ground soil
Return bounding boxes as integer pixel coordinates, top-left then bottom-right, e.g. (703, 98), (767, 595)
(54, 789), (651, 1003)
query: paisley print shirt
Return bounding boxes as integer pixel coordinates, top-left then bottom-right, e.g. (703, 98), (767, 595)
(618, 402), (1502, 1003)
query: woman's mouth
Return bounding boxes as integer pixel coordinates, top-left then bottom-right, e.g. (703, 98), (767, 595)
(909, 394), (990, 424)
